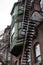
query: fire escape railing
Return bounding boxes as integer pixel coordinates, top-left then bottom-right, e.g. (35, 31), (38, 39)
(20, 0), (39, 65)
(21, 0), (32, 64)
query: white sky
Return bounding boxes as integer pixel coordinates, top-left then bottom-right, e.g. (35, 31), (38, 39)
(0, 0), (18, 31)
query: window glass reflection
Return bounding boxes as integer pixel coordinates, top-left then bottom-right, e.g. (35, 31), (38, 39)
(40, 0), (43, 11)
(34, 43), (41, 63)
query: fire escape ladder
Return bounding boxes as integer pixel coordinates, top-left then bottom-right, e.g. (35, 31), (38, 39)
(21, 0), (33, 65)
(21, 0), (39, 65)
(26, 21), (37, 65)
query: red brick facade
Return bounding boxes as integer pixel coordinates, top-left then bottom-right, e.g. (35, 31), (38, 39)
(10, 0), (43, 65)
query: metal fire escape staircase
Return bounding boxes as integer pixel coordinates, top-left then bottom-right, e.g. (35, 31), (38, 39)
(20, 0), (38, 65)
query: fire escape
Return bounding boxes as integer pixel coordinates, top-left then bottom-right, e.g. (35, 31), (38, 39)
(20, 0), (39, 65)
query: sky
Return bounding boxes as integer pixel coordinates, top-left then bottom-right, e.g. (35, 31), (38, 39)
(0, 0), (18, 32)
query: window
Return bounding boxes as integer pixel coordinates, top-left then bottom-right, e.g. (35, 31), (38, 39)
(18, 22), (22, 29)
(34, 43), (41, 63)
(40, 0), (43, 12)
(12, 5), (18, 16)
(18, 22), (25, 37)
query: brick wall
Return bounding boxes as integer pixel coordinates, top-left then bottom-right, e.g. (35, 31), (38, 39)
(31, 22), (43, 65)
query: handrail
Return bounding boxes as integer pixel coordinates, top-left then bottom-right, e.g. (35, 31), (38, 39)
(21, 0), (31, 64)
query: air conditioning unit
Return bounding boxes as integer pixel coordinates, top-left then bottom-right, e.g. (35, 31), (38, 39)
(34, 62), (41, 65)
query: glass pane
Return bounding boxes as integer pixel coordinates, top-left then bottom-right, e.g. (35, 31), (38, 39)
(36, 56), (41, 63)
(11, 26), (15, 36)
(40, 0), (43, 11)
(19, 22), (22, 29)
(35, 44), (41, 57)
(13, 5), (18, 16)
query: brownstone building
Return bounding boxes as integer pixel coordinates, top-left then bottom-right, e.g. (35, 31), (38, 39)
(0, 26), (11, 65)
(10, 0), (43, 65)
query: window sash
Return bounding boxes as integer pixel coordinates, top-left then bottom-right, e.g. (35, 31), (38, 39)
(35, 55), (41, 63)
